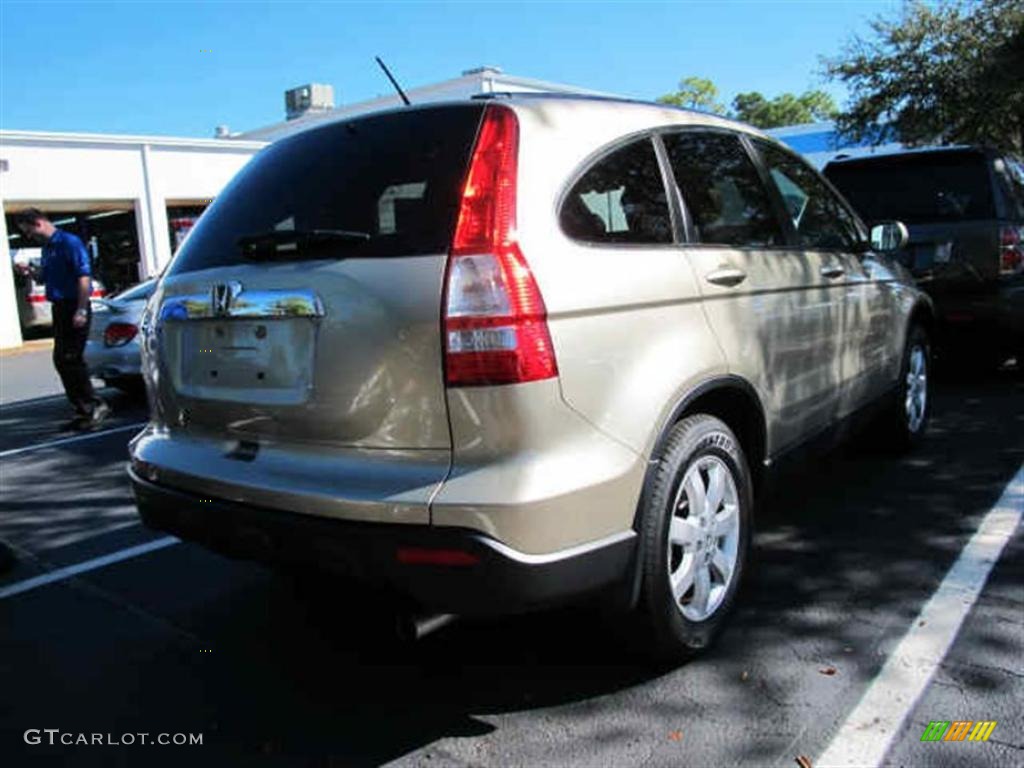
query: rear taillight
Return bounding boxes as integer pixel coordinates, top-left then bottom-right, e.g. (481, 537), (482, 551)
(443, 105), (558, 387)
(91, 288), (106, 298)
(1000, 226), (1023, 275)
(104, 322), (138, 347)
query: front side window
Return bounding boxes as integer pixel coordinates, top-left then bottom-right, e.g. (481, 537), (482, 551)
(756, 140), (863, 251)
(663, 131), (783, 248)
(560, 138), (672, 244)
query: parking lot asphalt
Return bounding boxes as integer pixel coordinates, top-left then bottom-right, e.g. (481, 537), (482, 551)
(0, 343), (65, 406)
(1, 366), (1021, 767)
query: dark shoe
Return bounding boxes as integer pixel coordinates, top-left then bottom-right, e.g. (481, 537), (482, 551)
(77, 401), (111, 431)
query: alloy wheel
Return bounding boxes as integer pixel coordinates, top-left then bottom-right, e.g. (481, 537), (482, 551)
(905, 344), (928, 433)
(666, 455), (741, 622)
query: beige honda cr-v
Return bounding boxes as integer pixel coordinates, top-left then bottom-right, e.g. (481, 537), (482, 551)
(129, 94), (933, 657)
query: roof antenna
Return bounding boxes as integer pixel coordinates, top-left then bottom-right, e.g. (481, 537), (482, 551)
(375, 56), (410, 106)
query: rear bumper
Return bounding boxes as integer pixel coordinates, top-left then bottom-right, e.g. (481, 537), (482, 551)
(996, 280), (1024, 345)
(129, 467), (636, 615)
(85, 340), (142, 380)
(934, 278), (1024, 350)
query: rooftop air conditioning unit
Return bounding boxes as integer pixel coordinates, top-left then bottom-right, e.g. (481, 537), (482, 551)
(285, 84), (335, 121)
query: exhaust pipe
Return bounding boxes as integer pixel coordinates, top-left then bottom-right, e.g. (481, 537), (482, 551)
(396, 611), (458, 642)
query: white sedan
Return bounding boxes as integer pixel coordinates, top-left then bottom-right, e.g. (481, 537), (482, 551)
(85, 279), (156, 393)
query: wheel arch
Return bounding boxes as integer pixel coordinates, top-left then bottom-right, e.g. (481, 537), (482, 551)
(907, 296), (936, 341)
(644, 375), (767, 495)
(616, 375), (767, 611)
(897, 295), (937, 378)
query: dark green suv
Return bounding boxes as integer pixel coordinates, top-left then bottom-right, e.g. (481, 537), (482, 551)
(825, 147), (1024, 366)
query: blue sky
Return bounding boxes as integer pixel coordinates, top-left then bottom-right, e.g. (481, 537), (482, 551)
(0, 1), (900, 137)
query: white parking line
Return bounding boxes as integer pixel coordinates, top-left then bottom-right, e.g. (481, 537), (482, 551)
(0, 422), (146, 459)
(0, 384), (112, 411)
(0, 393), (68, 411)
(816, 464), (1024, 767)
(0, 536), (180, 600)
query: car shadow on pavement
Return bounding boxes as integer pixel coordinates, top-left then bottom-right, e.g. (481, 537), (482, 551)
(0, 393), (150, 569)
(0, 388), (147, 453)
(722, 366), (1024, 764)
(3, 368), (1021, 767)
(112, 370), (1022, 766)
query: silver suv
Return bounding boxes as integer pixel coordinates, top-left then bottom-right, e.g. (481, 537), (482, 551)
(130, 95), (933, 657)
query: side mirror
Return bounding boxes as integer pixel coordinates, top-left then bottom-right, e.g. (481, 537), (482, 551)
(869, 221), (909, 253)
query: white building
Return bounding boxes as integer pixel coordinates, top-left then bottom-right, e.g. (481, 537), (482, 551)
(0, 133), (266, 349)
(0, 66), (607, 348)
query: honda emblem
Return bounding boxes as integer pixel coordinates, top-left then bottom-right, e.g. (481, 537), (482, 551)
(211, 281), (242, 316)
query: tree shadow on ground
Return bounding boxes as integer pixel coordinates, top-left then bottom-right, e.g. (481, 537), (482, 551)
(3, 369), (1021, 767)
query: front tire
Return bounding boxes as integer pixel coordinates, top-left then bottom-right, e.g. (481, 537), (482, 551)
(886, 325), (931, 449)
(635, 415), (752, 660)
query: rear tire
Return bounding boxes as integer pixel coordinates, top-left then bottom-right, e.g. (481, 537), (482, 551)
(633, 415), (752, 661)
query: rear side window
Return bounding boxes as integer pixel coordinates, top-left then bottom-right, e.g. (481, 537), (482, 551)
(166, 105), (485, 276)
(995, 156), (1024, 220)
(560, 138), (672, 244)
(824, 151), (996, 224)
(756, 140), (864, 251)
(663, 131), (783, 247)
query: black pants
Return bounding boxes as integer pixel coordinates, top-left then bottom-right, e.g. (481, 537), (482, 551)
(52, 301), (101, 416)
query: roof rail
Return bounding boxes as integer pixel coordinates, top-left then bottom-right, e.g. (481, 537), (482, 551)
(470, 90), (731, 121)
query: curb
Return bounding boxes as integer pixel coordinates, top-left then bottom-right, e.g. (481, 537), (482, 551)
(0, 339), (55, 358)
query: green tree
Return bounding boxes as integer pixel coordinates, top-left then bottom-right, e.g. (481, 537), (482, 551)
(824, 0), (1024, 151)
(657, 76), (727, 115)
(731, 90), (838, 128)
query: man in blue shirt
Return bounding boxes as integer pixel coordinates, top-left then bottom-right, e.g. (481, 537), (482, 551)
(16, 209), (109, 430)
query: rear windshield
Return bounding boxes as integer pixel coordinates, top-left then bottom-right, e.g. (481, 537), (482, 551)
(167, 105), (484, 276)
(113, 280), (155, 302)
(824, 151), (995, 224)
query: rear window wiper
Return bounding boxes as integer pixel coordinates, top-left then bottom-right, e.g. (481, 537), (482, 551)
(237, 229), (371, 259)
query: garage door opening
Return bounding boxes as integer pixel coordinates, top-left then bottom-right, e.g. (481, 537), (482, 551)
(166, 200), (211, 255)
(5, 202), (142, 336)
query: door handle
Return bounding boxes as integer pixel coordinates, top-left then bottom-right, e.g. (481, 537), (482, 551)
(705, 267), (747, 287)
(820, 265), (845, 279)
